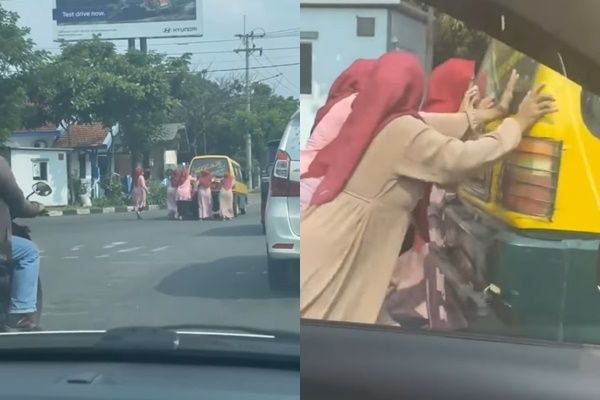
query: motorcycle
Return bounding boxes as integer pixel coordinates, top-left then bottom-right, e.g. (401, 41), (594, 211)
(0, 181), (52, 330)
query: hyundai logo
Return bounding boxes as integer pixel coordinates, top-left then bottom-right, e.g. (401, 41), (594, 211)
(163, 27), (171, 33)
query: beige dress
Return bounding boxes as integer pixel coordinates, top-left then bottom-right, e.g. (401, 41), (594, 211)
(300, 115), (522, 324)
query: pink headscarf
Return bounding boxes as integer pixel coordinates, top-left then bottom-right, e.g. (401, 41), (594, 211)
(221, 173), (234, 191)
(133, 167), (144, 187)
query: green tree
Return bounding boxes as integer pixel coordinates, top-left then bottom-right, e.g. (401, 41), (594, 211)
(433, 13), (489, 68)
(27, 38), (191, 167)
(0, 5), (47, 142)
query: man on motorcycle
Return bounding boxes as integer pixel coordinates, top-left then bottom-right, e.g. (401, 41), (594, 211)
(0, 156), (44, 331)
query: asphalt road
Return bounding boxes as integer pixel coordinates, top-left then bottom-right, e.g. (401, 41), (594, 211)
(18, 196), (299, 333)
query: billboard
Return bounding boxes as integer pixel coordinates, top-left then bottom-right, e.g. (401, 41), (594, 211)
(52, 0), (203, 41)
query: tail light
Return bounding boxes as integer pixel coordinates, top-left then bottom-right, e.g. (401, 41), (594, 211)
(270, 150), (300, 197)
(498, 137), (561, 218)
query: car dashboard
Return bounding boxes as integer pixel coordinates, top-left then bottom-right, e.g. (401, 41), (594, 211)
(0, 361), (298, 400)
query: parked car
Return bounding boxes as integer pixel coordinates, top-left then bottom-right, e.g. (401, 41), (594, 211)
(261, 139), (283, 232)
(265, 110), (305, 289)
(188, 155), (248, 217)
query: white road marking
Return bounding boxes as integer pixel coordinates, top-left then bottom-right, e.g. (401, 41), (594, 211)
(103, 241), (126, 249)
(62, 256), (79, 260)
(235, 271), (247, 275)
(71, 245), (84, 251)
(151, 246), (169, 252)
(117, 246), (144, 253)
(95, 254), (110, 259)
(110, 261), (145, 265)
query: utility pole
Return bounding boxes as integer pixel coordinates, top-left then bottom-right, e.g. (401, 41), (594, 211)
(234, 16), (264, 190)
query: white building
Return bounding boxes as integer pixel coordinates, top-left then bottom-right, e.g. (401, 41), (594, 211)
(3, 125), (70, 206)
(300, 0), (433, 137)
(6, 147), (70, 207)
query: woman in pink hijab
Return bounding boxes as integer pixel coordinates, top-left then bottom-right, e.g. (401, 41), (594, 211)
(219, 173), (235, 220)
(132, 166), (148, 220)
(197, 170), (213, 220)
(176, 169), (192, 202)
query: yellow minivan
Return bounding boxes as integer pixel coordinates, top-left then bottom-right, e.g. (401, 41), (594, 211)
(189, 155), (249, 216)
(431, 39), (600, 344)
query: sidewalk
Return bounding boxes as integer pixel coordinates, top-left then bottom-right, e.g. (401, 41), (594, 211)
(45, 204), (164, 217)
(44, 193), (260, 217)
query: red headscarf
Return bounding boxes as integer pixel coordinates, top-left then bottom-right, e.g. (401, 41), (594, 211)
(133, 167), (144, 187)
(221, 173), (234, 191)
(303, 51), (426, 206)
(311, 58), (376, 133)
(198, 170), (212, 189)
(171, 169), (182, 188)
(413, 58), (476, 245)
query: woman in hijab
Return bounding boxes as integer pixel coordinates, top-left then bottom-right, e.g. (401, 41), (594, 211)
(300, 51), (557, 323)
(166, 169), (178, 220)
(197, 170), (213, 220)
(382, 58), (498, 328)
(132, 167), (148, 220)
(301, 59), (375, 211)
(219, 173), (235, 220)
(176, 169), (192, 202)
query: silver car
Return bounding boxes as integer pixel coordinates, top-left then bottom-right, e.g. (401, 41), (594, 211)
(265, 110), (305, 290)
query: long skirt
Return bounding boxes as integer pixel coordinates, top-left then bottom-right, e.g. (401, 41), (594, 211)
(166, 186), (177, 217)
(219, 189), (234, 220)
(198, 188), (212, 219)
(132, 186), (146, 211)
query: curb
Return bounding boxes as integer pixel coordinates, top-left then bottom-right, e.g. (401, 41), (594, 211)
(44, 193), (260, 217)
(45, 204), (164, 217)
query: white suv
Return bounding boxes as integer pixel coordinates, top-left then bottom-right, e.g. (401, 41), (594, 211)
(265, 110), (305, 290)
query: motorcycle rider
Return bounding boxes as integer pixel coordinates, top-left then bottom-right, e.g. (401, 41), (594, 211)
(0, 155), (44, 331)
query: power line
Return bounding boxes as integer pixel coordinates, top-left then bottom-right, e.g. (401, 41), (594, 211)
(252, 55), (295, 95)
(201, 62), (298, 73)
(163, 46), (298, 56)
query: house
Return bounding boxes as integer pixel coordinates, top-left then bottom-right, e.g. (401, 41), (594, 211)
(54, 123), (116, 199)
(113, 123), (190, 181)
(2, 125), (70, 206)
(300, 0), (433, 137)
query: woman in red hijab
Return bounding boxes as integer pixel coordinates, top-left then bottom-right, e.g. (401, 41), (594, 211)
(219, 173), (235, 220)
(301, 51), (557, 323)
(132, 166), (148, 219)
(166, 169), (178, 219)
(383, 58), (480, 328)
(197, 170), (213, 220)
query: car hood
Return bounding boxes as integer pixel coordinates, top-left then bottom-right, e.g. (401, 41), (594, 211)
(422, 0), (600, 95)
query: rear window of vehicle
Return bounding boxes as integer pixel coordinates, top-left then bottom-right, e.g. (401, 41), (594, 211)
(477, 40), (538, 114)
(285, 113), (301, 161)
(267, 141), (280, 166)
(581, 88), (600, 139)
(190, 158), (229, 177)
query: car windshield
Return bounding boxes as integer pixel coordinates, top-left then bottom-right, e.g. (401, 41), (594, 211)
(300, 0), (600, 349)
(190, 158), (229, 178)
(0, 0), (299, 349)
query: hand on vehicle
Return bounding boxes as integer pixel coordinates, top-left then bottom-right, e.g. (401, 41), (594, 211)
(513, 83), (558, 131)
(497, 69), (520, 116)
(477, 95), (495, 110)
(459, 85), (479, 111)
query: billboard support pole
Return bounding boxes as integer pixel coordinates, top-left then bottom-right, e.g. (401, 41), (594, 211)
(234, 16), (264, 190)
(128, 39), (136, 51)
(140, 38), (148, 54)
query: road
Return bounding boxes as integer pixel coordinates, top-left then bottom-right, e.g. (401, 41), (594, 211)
(19, 197), (299, 333)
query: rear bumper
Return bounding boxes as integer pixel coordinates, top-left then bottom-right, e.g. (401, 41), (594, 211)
(435, 201), (600, 344)
(265, 197), (300, 260)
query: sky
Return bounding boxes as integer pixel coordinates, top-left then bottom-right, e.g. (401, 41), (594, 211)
(0, 0), (299, 98)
